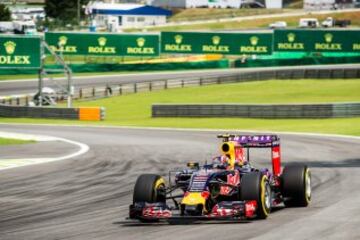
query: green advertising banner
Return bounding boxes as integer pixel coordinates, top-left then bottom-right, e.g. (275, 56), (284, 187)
(0, 35), (41, 69)
(45, 32), (160, 57)
(161, 32), (273, 55)
(274, 29), (360, 52)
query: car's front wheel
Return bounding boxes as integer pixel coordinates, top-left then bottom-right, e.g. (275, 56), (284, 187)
(240, 172), (271, 219)
(133, 174), (166, 204)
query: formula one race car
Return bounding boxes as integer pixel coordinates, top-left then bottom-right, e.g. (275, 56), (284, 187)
(129, 134), (311, 222)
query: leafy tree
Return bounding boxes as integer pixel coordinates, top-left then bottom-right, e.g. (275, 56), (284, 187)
(0, 4), (11, 21)
(45, 0), (90, 24)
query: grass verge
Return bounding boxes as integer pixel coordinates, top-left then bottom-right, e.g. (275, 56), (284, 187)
(0, 138), (35, 145)
(0, 79), (360, 136)
(148, 11), (360, 32)
(169, 8), (288, 22)
(0, 70), (152, 81)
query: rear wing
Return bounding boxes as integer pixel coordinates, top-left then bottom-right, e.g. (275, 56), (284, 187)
(218, 134), (282, 176)
(217, 134), (280, 148)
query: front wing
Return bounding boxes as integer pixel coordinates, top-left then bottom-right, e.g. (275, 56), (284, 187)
(129, 200), (258, 222)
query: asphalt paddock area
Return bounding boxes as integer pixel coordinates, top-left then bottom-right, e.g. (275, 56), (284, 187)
(0, 124), (359, 240)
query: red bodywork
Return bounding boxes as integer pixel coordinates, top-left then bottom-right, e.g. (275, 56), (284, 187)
(272, 145), (282, 177)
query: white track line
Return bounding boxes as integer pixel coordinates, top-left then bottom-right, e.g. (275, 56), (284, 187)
(1, 122), (360, 142)
(0, 123), (359, 171)
(0, 131), (89, 171)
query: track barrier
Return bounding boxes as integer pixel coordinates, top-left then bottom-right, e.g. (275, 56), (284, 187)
(152, 103), (360, 119)
(0, 105), (105, 121)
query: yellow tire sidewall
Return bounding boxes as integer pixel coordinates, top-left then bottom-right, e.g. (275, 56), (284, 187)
(154, 177), (165, 190)
(260, 175), (270, 217)
(304, 168), (311, 204)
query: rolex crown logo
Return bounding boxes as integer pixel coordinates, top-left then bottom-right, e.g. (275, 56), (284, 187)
(174, 35), (183, 44)
(287, 33), (296, 43)
(324, 33), (333, 43)
(212, 36), (221, 45)
(58, 36), (68, 46)
(4, 41), (16, 55)
(250, 36), (259, 46)
(137, 37), (146, 47)
(98, 37), (107, 47)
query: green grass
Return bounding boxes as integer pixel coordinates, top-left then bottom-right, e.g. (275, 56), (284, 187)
(169, 8), (287, 22)
(45, 55), (155, 65)
(287, 0), (303, 9)
(1, 79), (360, 136)
(0, 138), (35, 145)
(146, 11), (360, 32)
(0, 70), (153, 81)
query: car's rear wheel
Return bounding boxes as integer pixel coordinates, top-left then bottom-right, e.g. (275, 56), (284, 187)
(282, 165), (311, 207)
(133, 174), (166, 204)
(240, 172), (271, 219)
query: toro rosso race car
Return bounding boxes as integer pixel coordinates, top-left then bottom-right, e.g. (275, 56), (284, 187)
(129, 134), (311, 222)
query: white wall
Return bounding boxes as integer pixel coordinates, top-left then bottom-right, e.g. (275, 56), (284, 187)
(186, 0), (209, 8)
(150, 0), (242, 8)
(304, 0), (335, 10)
(151, 0), (187, 8)
(121, 15), (167, 28)
(95, 14), (167, 30)
(265, 0), (282, 9)
(208, 0), (242, 8)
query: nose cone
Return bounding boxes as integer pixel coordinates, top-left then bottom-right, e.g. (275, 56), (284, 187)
(181, 192), (207, 216)
(181, 192), (206, 206)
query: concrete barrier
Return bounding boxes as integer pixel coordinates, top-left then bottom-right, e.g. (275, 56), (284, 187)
(152, 103), (360, 119)
(0, 105), (105, 121)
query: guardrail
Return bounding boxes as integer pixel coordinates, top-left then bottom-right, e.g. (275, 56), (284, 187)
(1, 66), (360, 107)
(152, 103), (360, 119)
(0, 105), (105, 121)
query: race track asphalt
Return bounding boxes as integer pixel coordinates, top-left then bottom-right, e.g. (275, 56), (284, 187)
(1, 64), (359, 96)
(0, 124), (359, 240)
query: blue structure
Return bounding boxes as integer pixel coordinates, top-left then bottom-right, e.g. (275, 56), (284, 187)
(88, 3), (172, 30)
(92, 5), (172, 16)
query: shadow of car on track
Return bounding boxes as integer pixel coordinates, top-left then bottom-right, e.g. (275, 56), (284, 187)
(114, 207), (286, 226)
(285, 159), (360, 168)
(115, 220), (252, 227)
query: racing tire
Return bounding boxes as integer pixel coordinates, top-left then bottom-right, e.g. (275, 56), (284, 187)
(282, 165), (311, 207)
(240, 172), (271, 219)
(133, 174), (166, 204)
